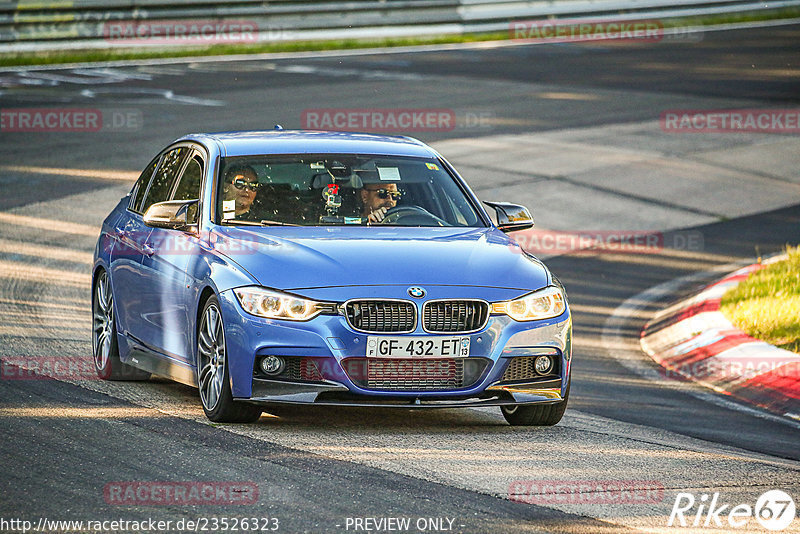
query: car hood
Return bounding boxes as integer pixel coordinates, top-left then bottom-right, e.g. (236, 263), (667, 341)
(210, 226), (550, 292)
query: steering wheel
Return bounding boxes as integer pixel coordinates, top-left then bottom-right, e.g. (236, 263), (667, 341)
(380, 206), (447, 226)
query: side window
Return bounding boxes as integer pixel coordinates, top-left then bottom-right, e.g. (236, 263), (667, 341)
(172, 155), (203, 201)
(141, 147), (188, 214)
(130, 155), (160, 213)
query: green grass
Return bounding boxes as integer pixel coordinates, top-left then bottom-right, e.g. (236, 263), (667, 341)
(662, 6), (800, 28)
(0, 32), (507, 68)
(1, 6), (799, 67)
(720, 246), (800, 354)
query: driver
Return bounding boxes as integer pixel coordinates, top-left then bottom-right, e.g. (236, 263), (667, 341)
(360, 183), (401, 223)
(221, 164), (260, 220)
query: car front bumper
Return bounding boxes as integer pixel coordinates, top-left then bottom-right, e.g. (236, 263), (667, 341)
(218, 287), (572, 407)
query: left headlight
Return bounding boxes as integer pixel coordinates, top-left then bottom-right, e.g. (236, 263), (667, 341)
(492, 286), (566, 321)
(234, 286), (332, 321)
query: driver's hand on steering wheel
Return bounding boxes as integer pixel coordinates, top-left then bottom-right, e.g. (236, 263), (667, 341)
(367, 206), (389, 224)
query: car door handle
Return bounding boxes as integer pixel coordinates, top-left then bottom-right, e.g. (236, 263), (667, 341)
(142, 243), (155, 256)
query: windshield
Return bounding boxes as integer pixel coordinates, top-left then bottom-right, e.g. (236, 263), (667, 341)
(216, 154), (485, 227)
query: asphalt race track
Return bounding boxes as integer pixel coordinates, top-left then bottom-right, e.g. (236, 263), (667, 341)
(1, 23), (799, 533)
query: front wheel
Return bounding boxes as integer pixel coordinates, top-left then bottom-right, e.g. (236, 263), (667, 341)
(501, 382), (569, 426)
(196, 296), (262, 423)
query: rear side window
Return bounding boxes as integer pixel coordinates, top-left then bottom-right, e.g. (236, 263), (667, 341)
(130, 156), (160, 213)
(173, 155), (203, 201)
(141, 147), (188, 214)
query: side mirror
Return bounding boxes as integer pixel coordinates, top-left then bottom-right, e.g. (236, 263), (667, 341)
(143, 199), (198, 231)
(483, 201), (534, 233)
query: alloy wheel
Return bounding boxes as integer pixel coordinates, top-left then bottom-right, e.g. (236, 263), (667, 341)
(198, 303), (225, 411)
(92, 271), (114, 371)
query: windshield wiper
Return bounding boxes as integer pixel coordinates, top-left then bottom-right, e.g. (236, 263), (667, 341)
(221, 220), (261, 226)
(220, 219), (299, 227)
(261, 219), (299, 226)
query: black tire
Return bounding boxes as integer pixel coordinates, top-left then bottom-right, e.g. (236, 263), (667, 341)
(92, 270), (150, 381)
(501, 381), (570, 426)
(197, 296), (262, 423)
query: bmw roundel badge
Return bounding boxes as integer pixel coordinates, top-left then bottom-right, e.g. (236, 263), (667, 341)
(408, 287), (426, 299)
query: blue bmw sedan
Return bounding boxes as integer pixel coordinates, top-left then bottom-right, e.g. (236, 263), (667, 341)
(92, 130), (572, 425)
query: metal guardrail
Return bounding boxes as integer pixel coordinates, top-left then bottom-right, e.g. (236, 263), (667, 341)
(1, 0), (798, 51)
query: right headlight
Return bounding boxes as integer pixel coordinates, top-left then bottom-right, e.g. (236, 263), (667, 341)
(234, 286), (332, 321)
(492, 286), (566, 321)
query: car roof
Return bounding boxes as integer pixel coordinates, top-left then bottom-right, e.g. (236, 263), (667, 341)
(181, 130), (438, 158)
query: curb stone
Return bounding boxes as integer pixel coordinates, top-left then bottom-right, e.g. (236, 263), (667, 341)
(640, 256), (800, 420)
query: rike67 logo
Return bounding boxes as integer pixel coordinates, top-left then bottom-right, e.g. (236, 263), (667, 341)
(668, 490), (796, 531)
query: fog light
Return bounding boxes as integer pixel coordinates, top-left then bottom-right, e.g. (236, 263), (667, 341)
(534, 355), (552, 375)
(260, 356), (285, 376)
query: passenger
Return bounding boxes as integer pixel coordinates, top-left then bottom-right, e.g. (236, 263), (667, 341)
(221, 165), (260, 219)
(360, 183), (401, 223)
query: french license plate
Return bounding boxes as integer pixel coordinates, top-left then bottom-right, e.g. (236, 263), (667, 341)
(366, 336), (470, 358)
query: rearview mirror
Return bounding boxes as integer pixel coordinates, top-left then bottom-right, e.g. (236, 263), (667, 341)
(143, 200), (198, 231)
(483, 201), (534, 233)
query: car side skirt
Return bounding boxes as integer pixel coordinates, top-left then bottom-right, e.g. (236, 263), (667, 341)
(127, 348), (198, 388)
